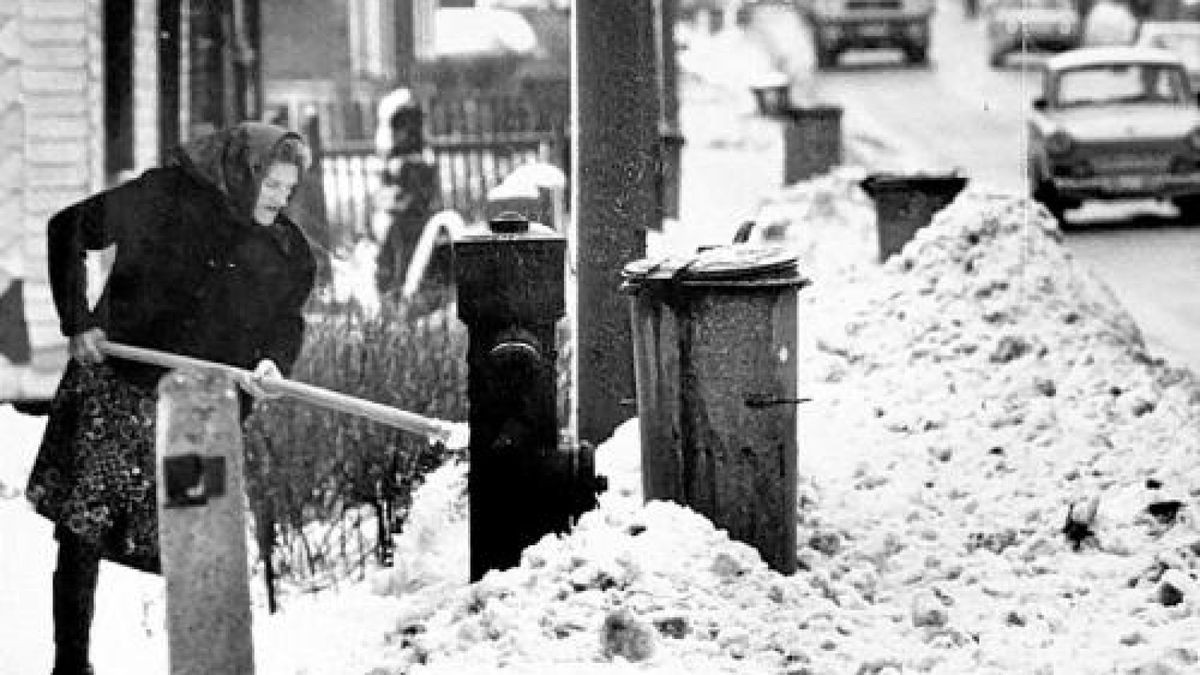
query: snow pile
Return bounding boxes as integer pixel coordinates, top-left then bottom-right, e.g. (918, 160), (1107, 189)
(739, 166), (878, 281)
(792, 191), (1200, 673)
(372, 459), (471, 597)
(375, 499), (901, 675)
(677, 29), (780, 111)
(363, 189), (1200, 675)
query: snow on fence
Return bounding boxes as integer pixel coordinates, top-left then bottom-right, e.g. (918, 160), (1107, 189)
(320, 133), (562, 239)
(319, 92), (569, 240)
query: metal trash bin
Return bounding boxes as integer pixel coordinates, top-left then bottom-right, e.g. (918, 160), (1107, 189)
(749, 72), (792, 117)
(622, 245), (810, 574)
(861, 173), (969, 262)
(783, 104), (843, 185)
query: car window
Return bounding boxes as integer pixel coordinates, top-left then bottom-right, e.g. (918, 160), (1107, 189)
(1145, 32), (1200, 70)
(1055, 64), (1189, 106)
(993, 0), (1068, 9)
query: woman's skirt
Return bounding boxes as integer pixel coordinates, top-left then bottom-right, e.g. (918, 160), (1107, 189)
(25, 361), (162, 574)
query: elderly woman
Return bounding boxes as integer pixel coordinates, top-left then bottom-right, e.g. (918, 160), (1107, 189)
(25, 122), (317, 675)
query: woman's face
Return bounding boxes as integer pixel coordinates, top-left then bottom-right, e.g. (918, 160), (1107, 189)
(253, 162), (299, 226)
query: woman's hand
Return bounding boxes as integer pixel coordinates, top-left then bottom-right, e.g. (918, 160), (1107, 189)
(238, 359), (284, 399)
(68, 328), (107, 365)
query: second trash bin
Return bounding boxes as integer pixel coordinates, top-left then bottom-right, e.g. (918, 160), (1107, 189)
(783, 104), (843, 185)
(861, 172), (969, 262)
(622, 245), (809, 574)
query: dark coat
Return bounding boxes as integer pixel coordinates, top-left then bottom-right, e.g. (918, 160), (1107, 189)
(26, 158), (316, 573)
(48, 163), (317, 387)
(376, 154), (440, 295)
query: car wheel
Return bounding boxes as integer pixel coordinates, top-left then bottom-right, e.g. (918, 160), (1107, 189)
(815, 44), (837, 69)
(1032, 180), (1069, 226)
(1172, 195), (1200, 222)
(988, 49), (1005, 68)
(906, 45), (929, 65)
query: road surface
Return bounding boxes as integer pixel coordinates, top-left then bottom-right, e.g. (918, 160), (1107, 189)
(750, 1), (1200, 374)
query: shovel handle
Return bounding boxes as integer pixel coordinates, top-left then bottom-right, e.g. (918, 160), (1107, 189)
(99, 340), (455, 443)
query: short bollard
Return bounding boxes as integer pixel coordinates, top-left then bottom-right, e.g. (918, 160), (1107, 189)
(156, 369), (254, 675)
(454, 212), (604, 581)
(783, 104), (843, 185)
(622, 245), (809, 574)
(861, 172), (969, 262)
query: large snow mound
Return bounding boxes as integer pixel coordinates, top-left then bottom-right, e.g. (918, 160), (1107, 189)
(364, 190), (1200, 674)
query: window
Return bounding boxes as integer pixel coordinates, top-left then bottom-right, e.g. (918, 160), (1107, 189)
(348, 0), (395, 80)
(1056, 63), (1189, 105)
(104, 0), (135, 178)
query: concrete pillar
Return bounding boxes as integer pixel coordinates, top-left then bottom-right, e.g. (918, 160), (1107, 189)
(157, 370), (255, 675)
(574, 0), (659, 444)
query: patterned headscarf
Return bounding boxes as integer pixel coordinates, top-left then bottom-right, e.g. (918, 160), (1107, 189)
(166, 122), (309, 224)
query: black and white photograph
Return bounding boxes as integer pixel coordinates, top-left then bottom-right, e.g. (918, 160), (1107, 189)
(2, 0), (1200, 673)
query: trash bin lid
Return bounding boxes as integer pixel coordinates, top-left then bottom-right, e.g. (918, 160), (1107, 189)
(860, 172), (969, 197)
(622, 244), (807, 288)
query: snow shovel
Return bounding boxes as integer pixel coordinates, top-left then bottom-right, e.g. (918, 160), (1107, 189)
(99, 339), (458, 675)
(99, 339), (459, 443)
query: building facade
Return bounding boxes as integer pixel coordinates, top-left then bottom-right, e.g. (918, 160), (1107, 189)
(0, 0), (261, 405)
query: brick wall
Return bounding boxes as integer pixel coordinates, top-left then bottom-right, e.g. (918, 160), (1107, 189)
(1, 0), (103, 399)
(1, 0), (166, 401)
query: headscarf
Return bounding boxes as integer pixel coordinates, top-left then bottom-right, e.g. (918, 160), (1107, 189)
(166, 122), (308, 224)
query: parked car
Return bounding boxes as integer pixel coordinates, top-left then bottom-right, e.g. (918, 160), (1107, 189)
(1136, 21), (1200, 93)
(1028, 46), (1200, 223)
(985, 0), (1082, 67)
(806, 0), (936, 68)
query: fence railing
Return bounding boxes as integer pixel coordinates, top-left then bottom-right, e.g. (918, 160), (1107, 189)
(426, 92), (567, 136)
(319, 130), (566, 241)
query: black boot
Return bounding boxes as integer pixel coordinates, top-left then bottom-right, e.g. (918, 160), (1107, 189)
(52, 530), (100, 675)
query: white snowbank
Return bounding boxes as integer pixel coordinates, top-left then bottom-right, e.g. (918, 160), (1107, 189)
(359, 188), (1200, 674)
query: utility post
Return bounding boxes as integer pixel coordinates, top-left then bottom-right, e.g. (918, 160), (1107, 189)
(395, 0), (416, 87)
(230, 0), (262, 122)
(397, 0), (437, 87)
(656, 0), (684, 221)
(574, 0), (660, 444)
(186, 0), (228, 135)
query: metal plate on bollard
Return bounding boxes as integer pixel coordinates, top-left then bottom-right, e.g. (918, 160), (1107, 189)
(162, 454), (227, 508)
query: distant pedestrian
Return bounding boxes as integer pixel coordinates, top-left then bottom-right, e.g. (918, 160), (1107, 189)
(373, 88), (442, 298)
(25, 122), (317, 675)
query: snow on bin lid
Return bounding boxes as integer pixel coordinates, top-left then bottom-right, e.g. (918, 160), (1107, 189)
(622, 244), (807, 287)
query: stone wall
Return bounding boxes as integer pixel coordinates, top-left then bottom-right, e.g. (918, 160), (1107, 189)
(0, 0), (103, 400)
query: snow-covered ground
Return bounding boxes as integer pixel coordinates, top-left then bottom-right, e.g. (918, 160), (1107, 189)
(5, 19), (1200, 675)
